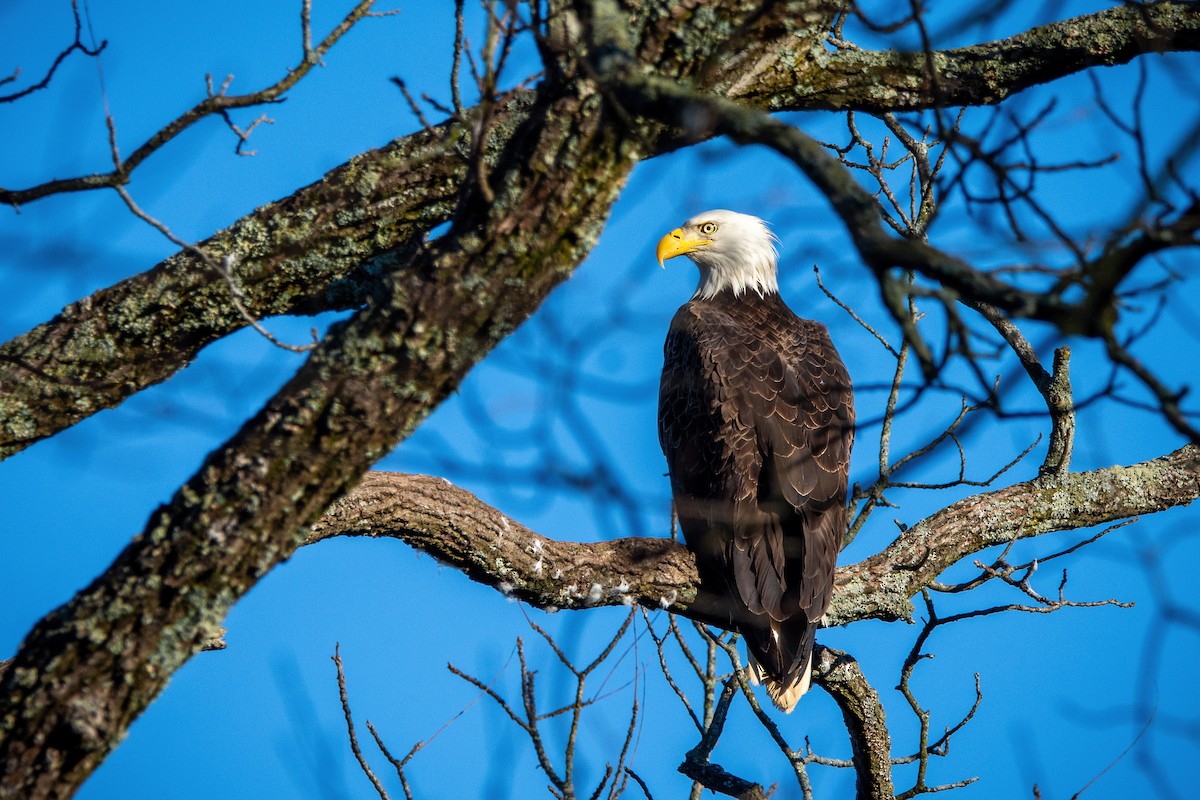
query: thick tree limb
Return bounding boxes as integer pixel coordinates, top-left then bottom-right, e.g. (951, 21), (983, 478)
(833, 444), (1200, 624)
(304, 446), (1200, 627)
(4, 2), (1198, 460)
(0, 98), (532, 460)
(748, 1), (1200, 113)
(303, 447), (1200, 796)
(813, 647), (894, 800)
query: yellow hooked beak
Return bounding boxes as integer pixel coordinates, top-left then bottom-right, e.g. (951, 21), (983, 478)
(656, 228), (711, 268)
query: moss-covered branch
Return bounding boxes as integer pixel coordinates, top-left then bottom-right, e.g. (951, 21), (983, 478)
(308, 472), (701, 613)
(0, 98), (534, 460)
(813, 647), (894, 800)
(4, 1), (1197, 460)
(747, 1), (1200, 112)
(0, 72), (640, 798)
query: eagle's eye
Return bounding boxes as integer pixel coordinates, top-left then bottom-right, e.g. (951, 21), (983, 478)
(699, 222), (718, 236)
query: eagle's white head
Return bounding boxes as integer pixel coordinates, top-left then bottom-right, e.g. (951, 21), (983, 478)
(655, 209), (780, 300)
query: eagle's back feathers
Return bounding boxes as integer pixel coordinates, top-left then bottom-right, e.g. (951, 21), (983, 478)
(658, 288), (854, 711)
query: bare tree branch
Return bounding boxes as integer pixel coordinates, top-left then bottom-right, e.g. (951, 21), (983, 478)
(964, 301), (1075, 477)
(752, 1), (1200, 113)
(0, 49), (642, 796)
(812, 646), (895, 800)
(305, 445), (1200, 627)
(333, 645), (393, 800)
(0, 101), (516, 460)
(308, 473), (700, 614)
(0, 0), (382, 207)
(0, 0), (105, 105)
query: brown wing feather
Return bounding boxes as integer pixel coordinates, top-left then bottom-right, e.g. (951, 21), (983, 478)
(659, 289), (854, 701)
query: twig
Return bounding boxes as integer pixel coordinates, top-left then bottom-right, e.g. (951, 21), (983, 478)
(3, 0), (387, 207)
(640, 611), (703, 731)
(365, 723), (415, 800)
(700, 630), (813, 798)
(111, 184), (318, 353)
(814, 264), (897, 357)
(0, 0), (106, 104)
(1104, 326), (1200, 443)
(1070, 699), (1157, 800)
(449, 611), (640, 800)
(894, 593), (980, 800)
(333, 645), (392, 800)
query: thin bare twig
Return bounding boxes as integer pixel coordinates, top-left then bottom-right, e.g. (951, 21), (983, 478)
(450, 610), (640, 800)
(0, 0), (106, 104)
(111, 184), (318, 353)
(333, 645), (392, 800)
(3, 0), (386, 207)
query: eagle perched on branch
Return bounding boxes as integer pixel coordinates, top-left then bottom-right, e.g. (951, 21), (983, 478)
(656, 210), (855, 711)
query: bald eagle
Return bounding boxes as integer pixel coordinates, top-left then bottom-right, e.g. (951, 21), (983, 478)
(656, 210), (854, 712)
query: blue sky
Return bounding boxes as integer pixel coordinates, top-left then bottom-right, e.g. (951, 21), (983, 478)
(2, 2), (1198, 798)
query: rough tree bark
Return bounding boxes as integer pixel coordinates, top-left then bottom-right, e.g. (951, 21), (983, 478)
(2, 2), (1199, 799)
(306, 445), (1200, 627)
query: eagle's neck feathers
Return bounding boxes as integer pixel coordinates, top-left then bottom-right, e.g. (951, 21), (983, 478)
(685, 212), (780, 300)
(692, 249), (779, 300)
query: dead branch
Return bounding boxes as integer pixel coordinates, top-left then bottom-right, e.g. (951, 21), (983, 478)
(1, 0), (383, 207)
(677, 677), (769, 800)
(333, 645), (393, 800)
(448, 611), (639, 800)
(0, 0), (105, 105)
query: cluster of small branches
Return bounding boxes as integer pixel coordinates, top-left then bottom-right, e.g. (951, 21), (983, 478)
(332, 641), (498, 800)
(393, 0), (543, 209)
(337, 609), (644, 800)
(1, 0), (393, 207)
(2, 0), (398, 355)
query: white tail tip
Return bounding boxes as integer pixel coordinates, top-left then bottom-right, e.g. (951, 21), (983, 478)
(764, 660), (813, 714)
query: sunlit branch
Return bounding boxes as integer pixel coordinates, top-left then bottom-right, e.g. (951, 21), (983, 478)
(307, 444), (1200, 626)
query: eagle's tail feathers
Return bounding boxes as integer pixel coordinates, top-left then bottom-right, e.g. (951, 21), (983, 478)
(743, 620), (815, 712)
(764, 659), (812, 713)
